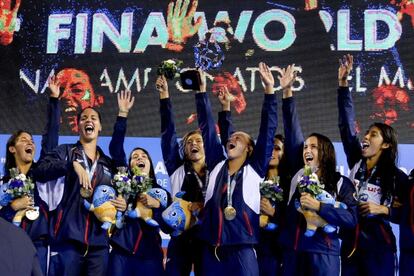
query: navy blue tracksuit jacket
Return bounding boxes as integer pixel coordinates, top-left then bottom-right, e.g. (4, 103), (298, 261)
(109, 116), (167, 256)
(279, 96), (358, 252)
(159, 97), (207, 276)
(279, 96), (358, 276)
(196, 92), (277, 247)
(338, 86), (408, 275)
(33, 142), (115, 248)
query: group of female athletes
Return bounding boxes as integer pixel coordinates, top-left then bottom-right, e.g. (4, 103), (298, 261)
(1, 54), (413, 276)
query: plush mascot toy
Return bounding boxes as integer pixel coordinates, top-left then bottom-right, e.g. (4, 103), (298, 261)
(259, 215), (277, 231)
(126, 188), (168, 227)
(84, 185), (122, 230)
(0, 182), (12, 207)
(295, 190), (347, 237)
(162, 191), (199, 236)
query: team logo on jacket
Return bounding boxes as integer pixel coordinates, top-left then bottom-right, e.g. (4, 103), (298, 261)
(103, 167), (111, 178)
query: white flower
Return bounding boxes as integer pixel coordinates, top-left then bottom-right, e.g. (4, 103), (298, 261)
(18, 174), (27, 181)
(165, 59), (176, 65)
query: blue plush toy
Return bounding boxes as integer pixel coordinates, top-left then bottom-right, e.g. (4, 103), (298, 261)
(84, 185), (122, 231)
(126, 188), (168, 227)
(0, 182), (12, 207)
(295, 190), (347, 237)
(162, 191), (199, 236)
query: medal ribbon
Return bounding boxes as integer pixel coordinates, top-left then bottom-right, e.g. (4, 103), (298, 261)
(226, 170), (238, 208)
(82, 150), (98, 184)
(357, 166), (377, 197)
(192, 168), (209, 198)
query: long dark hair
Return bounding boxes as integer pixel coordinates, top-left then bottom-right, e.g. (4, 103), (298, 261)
(4, 130), (33, 176)
(270, 134), (287, 177)
(128, 147), (156, 183)
(368, 123), (399, 201)
(308, 133), (339, 195)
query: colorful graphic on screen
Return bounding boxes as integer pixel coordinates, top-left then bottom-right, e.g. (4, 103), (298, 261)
(0, 0), (412, 143)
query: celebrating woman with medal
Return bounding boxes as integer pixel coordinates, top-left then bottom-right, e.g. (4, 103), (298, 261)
(157, 74), (207, 276)
(0, 76), (61, 275)
(337, 54), (408, 276)
(107, 90), (170, 275)
(276, 64), (358, 276)
(195, 63), (278, 275)
(34, 96), (126, 275)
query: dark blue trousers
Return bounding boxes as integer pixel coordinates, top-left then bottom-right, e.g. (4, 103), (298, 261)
(282, 250), (339, 276)
(201, 244), (259, 276)
(165, 230), (203, 276)
(48, 241), (109, 276)
(399, 250), (414, 276)
(341, 250), (395, 276)
(107, 246), (164, 276)
(258, 254), (280, 276)
(33, 240), (49, 276)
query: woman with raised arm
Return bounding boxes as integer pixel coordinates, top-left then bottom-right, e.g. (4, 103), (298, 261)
(157, 75), (206, 276)
(337, 54), (408, 276)
(107, 90), (170, 275)
(33, 100), (126, 275)
(216, 85), (287, 276)
(0, 76), (61, 275)
(195, 63), (277, 275)
(278, 64), (358, 276)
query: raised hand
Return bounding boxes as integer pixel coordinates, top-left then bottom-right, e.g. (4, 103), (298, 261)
(166, 0), (202, 52)
(217, 85), (233, 111)
(338, 54), (353, 87)
(258, 62), (275, 94)
(156, 75), (169, 99)
(197, 68), (206, 93)
(48, 75), (61, 98)
(117, 90), (135, 117)
(279, 64), (298, 98)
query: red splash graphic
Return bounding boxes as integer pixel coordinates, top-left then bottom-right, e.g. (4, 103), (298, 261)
(392, 0), (414, 27)
(0, 0), (21, 45)
(185, 114), (220, 135)
(212, 72), (246, 114)
(371, 84), (410, 125)
(186, 113), (197, 125)
(56, 68), (104, 133)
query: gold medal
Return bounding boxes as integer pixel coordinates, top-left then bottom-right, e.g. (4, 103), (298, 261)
(80, 187), (93, 198)
(26, 206), (39, 221)
(224, 206), (236, 221)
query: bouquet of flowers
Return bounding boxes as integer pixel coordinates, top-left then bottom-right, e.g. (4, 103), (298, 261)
(259, 176), (283, 231)
(260, 176), (283, 203)
(7, 168), (35, 198)
(157, 59), (183, 80)
(112, 167), (132, 198)
(295, 165), (347, 237)
(131, 166), (153, 195)
(297, 165), (324, 197)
